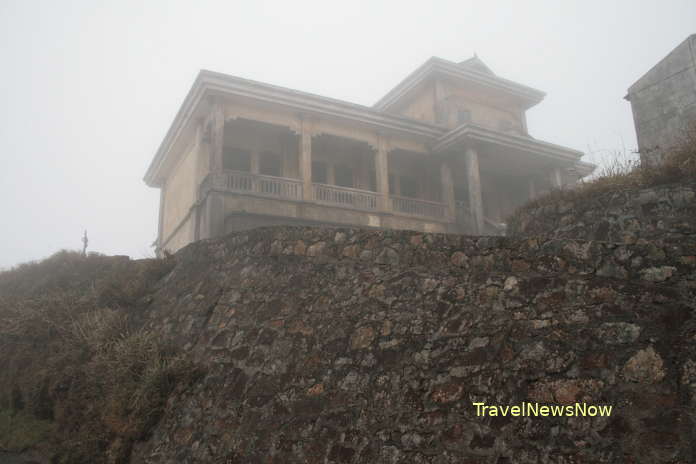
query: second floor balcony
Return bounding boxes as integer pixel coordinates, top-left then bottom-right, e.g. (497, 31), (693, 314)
(202, 169), (450, 222)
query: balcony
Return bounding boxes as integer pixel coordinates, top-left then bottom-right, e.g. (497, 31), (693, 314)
(203, 171), (449, 222)
(207, 170), (303, 201)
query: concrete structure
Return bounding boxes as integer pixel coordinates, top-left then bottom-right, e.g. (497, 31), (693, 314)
(626, 34), (696, 166)
(144, 56), (594, 254)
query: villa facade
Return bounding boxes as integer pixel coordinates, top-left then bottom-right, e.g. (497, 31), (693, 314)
(144, 56), (594, 254)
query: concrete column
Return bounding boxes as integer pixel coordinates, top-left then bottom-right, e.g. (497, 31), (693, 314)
(550, 167), (563, 189)
(209, 101), (225, 172)
(440, 160), (456, 221)
(434, 78), (447, 125)
(464, 147), (484, 234)
(299, 120), (312, 200)
(199, 191), (225, 239)
(375, 137), (390, 211)
(156, 182), (166, 255)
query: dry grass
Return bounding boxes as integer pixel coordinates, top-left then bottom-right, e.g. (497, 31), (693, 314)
(508, 123), (696, 225)
(0, 250), (203, 463)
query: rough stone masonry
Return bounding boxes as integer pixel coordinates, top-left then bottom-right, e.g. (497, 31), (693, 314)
(127, 221), (696, 463)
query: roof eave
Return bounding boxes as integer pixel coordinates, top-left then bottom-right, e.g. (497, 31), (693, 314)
(144, 70), (447, 187)
(143, 71), (207, 187)
(433, 123), (585, 163)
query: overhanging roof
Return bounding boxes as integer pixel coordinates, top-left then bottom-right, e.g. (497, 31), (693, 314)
(434, 123), (591, 173)
(144, 70), (445, 186)
(145, 66), (588, 187)
(373, 57), (546, 111)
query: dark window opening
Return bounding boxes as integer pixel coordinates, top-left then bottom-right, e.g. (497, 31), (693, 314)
(400, 176), (418, 198)
(312, 161), (327, 183)
(223, 147), (251, 172)
(454, 186), (468, 202)
(259, 151), (282, 177)
(334, 164), (354, 188)
(388, 174), (395, 194)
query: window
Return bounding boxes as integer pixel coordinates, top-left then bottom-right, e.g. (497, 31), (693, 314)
(388, 174), (395, 194)
(457, 109), (472, 124)
(223, 147), (251, 171)
(259, 151), (282, 177)
(400, 175), (418, 198)
(312, 161), (327, 183)
(334, 164), (354, 188)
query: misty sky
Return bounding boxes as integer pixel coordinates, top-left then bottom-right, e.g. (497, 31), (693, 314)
(1, 1), (694, 269)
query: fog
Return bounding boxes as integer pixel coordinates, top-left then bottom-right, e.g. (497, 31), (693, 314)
(0, 0), (694, 269)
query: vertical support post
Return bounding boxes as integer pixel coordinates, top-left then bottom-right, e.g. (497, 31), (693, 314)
(198, 100), (226, 240)
(209, 100), (225, 173)
(157, 182), (166, 254)
(464, 147), (484, 234)
(375, 136), (390, 212)
(200, 191), (225, 239)
(440, 159), (456, 221)
(550, 167), (563, 189)
(299, 118), (313, 201)
(434, 78), (447, 125)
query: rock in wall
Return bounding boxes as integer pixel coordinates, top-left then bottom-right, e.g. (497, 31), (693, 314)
(130, 226), (696, 463)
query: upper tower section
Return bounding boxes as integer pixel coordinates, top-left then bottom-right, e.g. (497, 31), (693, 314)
(373, 56), (545, 135)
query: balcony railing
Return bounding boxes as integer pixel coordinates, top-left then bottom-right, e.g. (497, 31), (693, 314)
(391, 196), (446, 219)
(215, 170), (303, 200)
(204, 171), (451, 221)
(312, 183), (379, 211)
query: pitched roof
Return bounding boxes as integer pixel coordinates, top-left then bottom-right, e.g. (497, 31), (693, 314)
(373, 56), (545, 111)
(458, 55), (495, 75)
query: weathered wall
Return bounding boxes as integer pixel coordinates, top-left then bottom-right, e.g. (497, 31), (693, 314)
(440, 79), (526, 133)
(129, 224), (696, 464)
(627, 34), (696, 165)
(392, 83), (437, 124)
(507, 182), (696, 244)
(162, 139), (204, 252)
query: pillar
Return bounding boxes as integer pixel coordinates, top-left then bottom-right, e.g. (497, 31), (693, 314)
(375, 137), (390, 211)
(157, 183), (166, 253)
(434, 78), (447, 125)
(299, 119), (313, 200)
(440, 160), (455, 221)
(464, 147), (484, 234)
(199, 191), (225, 239)
(209, 100), (225, 172)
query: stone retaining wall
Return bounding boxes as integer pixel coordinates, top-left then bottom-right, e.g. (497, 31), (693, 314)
(507, 182), (696, 243)
(129, 226), (696, 463)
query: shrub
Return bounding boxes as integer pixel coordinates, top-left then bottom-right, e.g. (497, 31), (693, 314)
(0, 252), (202, 463)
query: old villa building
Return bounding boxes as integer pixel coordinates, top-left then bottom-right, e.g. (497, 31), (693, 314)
(144, 56), (594, 254)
